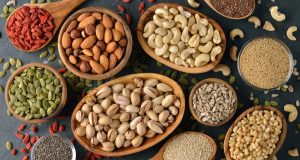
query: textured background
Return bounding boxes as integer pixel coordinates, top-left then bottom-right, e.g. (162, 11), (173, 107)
(0, 0), (300, 159)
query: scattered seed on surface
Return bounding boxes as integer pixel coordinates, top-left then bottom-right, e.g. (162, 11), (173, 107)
(229, 75), (236, 84)
(271, 94), (279, 98)
(39, 51), (48, 58)
(3, 62), (10, 70)
(253, 98), (259, 105)
(6, 141), (12, 150)
(0, 71), (5, 77)
(0, 58), (3, 63)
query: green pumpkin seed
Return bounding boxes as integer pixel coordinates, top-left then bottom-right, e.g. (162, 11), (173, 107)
(0, 58), (4, 63)
(3, 5), (8, 14)
(229, 76), (235, 84)
(15, 59), (22, 69)
(264, 101), (270, 106)
(133, 67), (143, 73)
(34, 114), (42, 119)
(180, 73), (189, 78)
(165, 70), (171, 77)
(0, 71), (5, 77)
(6, 141), (12, 150)
(58, 59), (64, 66)
(48, 54), (56, 62)
(0, 13), (8, 18)
(40, 108), (46, 117)
(39, 51), (48, 58)
(8, 7), (15, 13)
(156, 61), (162, 67)
(30, 0), (37, 4)
(47, 107), (53, 116)
(7, 109), (12, 116)
(238, 103), (244, 109)
(9, 68), (15, 74)
(51, 41), (58, 46)
(179, 78), (188, 85)
(3, 62), (10, 71)
(191, 78), (198, 84)
(48, 46), (55, 54)
(170, 71), (177, 79)
(0, 85), (3, 94)
(253, 98), (259, 105)
(218, 134), (225, 141)
(270, 100), (278, 107)
(25, 114), (33, 120)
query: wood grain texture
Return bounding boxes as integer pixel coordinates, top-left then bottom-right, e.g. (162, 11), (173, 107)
(5, 63), (68, 124)
(71, 73), (185, 157)
(151, 131), (217, 160)
(223, 106), (287, 160)
(189, 78), (238, 127)
(6, 0), (86, 52)
(58, 7), (133, 80)
(137, 3), (226, 74)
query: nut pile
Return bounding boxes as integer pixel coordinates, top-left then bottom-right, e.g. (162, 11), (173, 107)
(74, 78), (181, 151)
(143, 5), (223, 68)
(229, 110), (283, 160)
(9, 67), (62, 120)
(62, 12), (127, 74)
(192, 82), (236, 124)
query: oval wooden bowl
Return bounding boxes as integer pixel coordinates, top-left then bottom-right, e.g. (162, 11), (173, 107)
(137, 3), (226, 74)
(151, 131), (217, 160)
(71, 73), (185, 157)
(5, 63), (68, 124)
(224, 106), (287, 160)
(189, 78), (238, 127)
(58, 7), (133, 80)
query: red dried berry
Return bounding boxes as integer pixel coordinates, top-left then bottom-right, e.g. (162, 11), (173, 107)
(26, 143), (32, 150)
(20, 148), (28, 154)
(59, 125), (65, 132)
(52, 121), (59, 132)
(147, 0), (156, 2)
(23, 134), (30, 144)
(125, 14), (132, 24)
(30, 136), (37, 144)
(58, 68), (67, 74)
(70, 137), (75, 144)
(22, 155), (29, 160)
(30, 125), (37, 133)
(15, 131), (24, 139)
(11, 149), (17, 156)
(117, 4), (126, 13)
(140, 9), (145, 14)
(122, 0), (131, 2)
(138, 1), (145, 11)
(18, 123), (26, 131)
(49, 126), (54, 134)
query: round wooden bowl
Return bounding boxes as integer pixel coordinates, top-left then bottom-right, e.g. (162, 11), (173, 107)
(189, 78), (238, 127)
(58, 7), (133, 80)
(151, 131), (217, 160)
(71, 73), (185, 157)
(224, 106), (287, 160)
(137, 3), (226, 74)
(5, 63), (68, 124)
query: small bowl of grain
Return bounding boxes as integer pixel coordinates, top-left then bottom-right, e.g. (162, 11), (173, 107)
(189, 78), (238, 127)
(238, 36), (294, 91)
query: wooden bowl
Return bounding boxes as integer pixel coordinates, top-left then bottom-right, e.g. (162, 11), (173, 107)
(5, 63), (68, 124)
(189, 78), (238, 127)
(137, 3), (226, 74)
(71, 73), (185, 157)
(224, 106), (287, 160)
(58, 7), (133, 80)
(151, 131), (217, 160)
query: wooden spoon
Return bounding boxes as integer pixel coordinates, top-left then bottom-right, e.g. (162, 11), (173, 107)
(204, 0), (255, 20)
(151, 131), (217, 160)
(6, 0), (86, 52)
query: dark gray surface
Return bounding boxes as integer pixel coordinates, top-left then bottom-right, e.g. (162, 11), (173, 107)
(0, 0), (299, 160)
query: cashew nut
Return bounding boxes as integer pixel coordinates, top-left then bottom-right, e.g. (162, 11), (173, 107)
(210, 46), (222, 62)
(213, 64), (230, 76)
(229, 46), (238, 61)
(187, 0), (200, 8)
(162, 51), (170, 58)
(181, 26), (190, 43)
(169, 52), (177, 62)
(154, 35), (163, 48)
(213, 30), (221, 44)
(230, 29), (244, 40)
(155, 44), (168, 56)
(198, 41), (213, 53)
(170, 27), (181, 45)
(155, 8), (169, 17)
(186, 58), (195, 67)
(155, 28), (167, 36)
(188, 16), (196, 27)
(288, 148), (299, 157)
(195, 14), (208, 26)
(153, 15), (166, 27)
(143, 21), (156, 38)
(178, 6), (191, 18)
(192, 23), (207, 37)
(188, 34), (200, 48)
(192, 51), (200, 59)
(162, 20), (175, 29)
(270, 6), (286, 22)
(263, 21), (275, 31)
(200, 24), (213, 43)
(174, 57), (184, 65)
(180, 47), (196, 60)
(177, 41), (185, 52)
(287, 26), (297, 41)
(182, 60), (189, 67)
(195, 53), (210, 67)
(163, 30), (173, 44)
(169, 45), (179, 53)
(147, 34), (157, 48)
(284, 104), (298, 122)
(169, 8), (179, 15)
(174, 14), (187, 29)
(248, 16), (261, 28)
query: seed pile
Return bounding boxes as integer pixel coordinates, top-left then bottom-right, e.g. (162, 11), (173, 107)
(33, 135), (73, 160)
(163, 132), (214, 160)
(9, 66), (62, 120)
(75, 77), (181, 151)
(239, 37), (291, 89)
(6, 6), (55, 50)
(210, 0), (255, 18)
(192, 82), (236, 124)
(229, 109), (283, 160)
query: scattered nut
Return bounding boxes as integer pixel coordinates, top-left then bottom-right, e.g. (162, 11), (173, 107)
(248, 16), (261, 28)
(213, 64), (230, 76)
(287, 26), (297, 41)
(229, 46), (237, 61)
(270, 6), (286, 22)
(288, 148), (299, 157)
(230, 29), (244, 40)
(284, 104), (298, 122)
(263, 21), (275, 31)
(187, 0), (200, 8)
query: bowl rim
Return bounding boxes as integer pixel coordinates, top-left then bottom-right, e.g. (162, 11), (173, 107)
(58, 6), (133, 80)
(5, 63), (67, 124)
(237, 36), (294, 91)
(189, 78), (238, 127)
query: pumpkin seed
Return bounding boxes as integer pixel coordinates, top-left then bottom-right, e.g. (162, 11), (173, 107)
(270, 100), (278, 107)
(7, 109), (12, 116)
(39, 51), (48, 58)
(253, 98), (259, 105)
(238, 103), (244, 108)
(0, 58), (4, 63)
(51, 41), (58, 46)
(165, 70), (171, 76)
(229, 76), (236, 84)
(218, 134), (225, 141)
(180, 73), (189, 78)
(179, 78), (188, 85)
(170, 71), (177, 79)
(0, 71), (5, 77)
(9, 68), (15, 74)
(264, 100), (270, 106)
(133, 67), (143, 73)
(3, 62), (10, 71)
(0, 13), (8, 18)
(25, 114), (33, 120)
(15, 59), (22, 69)
(3, 5), (8, 14)
(8, 7), (15, 13)
(6, 141), (12, 150)
(48, 46), (55, 54)
(37, 0), (46, 3)
(156, 61), (162, 67)
(58, 59), (64, 66)
(0, 85), (3, 93)
(191, 78), (198, 84)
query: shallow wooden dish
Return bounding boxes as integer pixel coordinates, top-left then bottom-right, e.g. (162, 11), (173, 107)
(71, 73), (185, 157)
(137, 3), (226, 74)
(151, 131), (217, 160)
(5, 63), (67, 124)
(189, 78), (238, 127)
(224, 106), (287, 160)
(58, 7), (133, 80)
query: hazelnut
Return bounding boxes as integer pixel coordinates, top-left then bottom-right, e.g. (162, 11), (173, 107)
(70, 29), (81, 39)
(80, 61), (91, 73)
(119, 38), (127, 47)
(96, 41), (106, 51)
(85, 24), (96, 36)
(65, 48), (73, 56)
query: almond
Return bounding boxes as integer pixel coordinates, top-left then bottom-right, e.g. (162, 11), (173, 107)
(78, 16), (96, 29)
(66, 20), (78, 32)
(112, 29), (122, 41)
(62, 32), (72, 49)
(72, 38), (83, 49)
(90, 60), (104, 74)
(69, 55), (77, 64)
(102, 14), (113, 29)
(92, 46), (101, 61)
(106, 42), (117, 53)
(96, 24), (105, 41)
(100, 55), (109, 71)
(104, 28), (113, 44)
(115, 21), (125, 36)
(114, 46), (124, 60)
(91, 12), (102, 20)
(81, 36), (97, 49)
(82, 49), (93, 57)
(79, 55), (93, 61)
(109, 54), (118, 70)
(77, 13), (91, 22)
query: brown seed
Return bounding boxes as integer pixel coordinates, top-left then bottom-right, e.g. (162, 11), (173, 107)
(82, 49), (94, 57)
(102, 14), (113, 29)
(112, 29), (122, 41)
(69, 55), (77, 64)
(114, 46), (124, 60)
(119, 38), (127, 47)
(92, 46), (101, 61)
(102, 52), (109, 57)
(106, 42), (117, 53)
(70, 29), (81, 39)
(90, 60), (104, 74)
(62, 32), (72, 49)
(97, 41), (106, 51)
(78, 16), (96, 29)
(77, 13), (91, 22)
(72, 38), (83, 49)
(80, 62), (91, 73)
(115, 21), (125, 36)
(91, 12), (102, 20)
(109, 54), (118, 70)
(65, 48), (73, 56)
(81, 36), (97, 49)
(79, 55), (93, 61)
(73, 49), (81, 57)
(66, 20), (78, 33)
(85, 24), (96, 36)
(96, 24), (105, 41)
(104, 28), (113, 44)
(100, 55), (109, 71)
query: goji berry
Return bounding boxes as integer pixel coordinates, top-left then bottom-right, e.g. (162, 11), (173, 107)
(148, 0), (156, 2)
(122, 0), (131, 2)
(49, 126), (54, 134)
(125, 14), (132, 24)
(26, 143), (32, 150)
(22, 155), (29, 160)
(11, 149), (17, 156)
(138, 1), (145, 11)
(58, 68), (67, 74)
(52, 121), (59, 132)
(30, 125), (37, 133)
(23, 134), (30, 144)
(20, 148), (27, 154)
(59, 125), (65, 132)
(30, 136), (37, 144)
(18, 123), (26, 131)
(117, 4), (126, 13)
(15, 131), (24, 139)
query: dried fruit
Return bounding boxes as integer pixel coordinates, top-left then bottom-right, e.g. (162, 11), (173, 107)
(117, 4), (125, 13)
(18, 123), (26, 131)
(125, 14), (132, 24)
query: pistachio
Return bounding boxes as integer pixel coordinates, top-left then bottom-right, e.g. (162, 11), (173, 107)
(131, 135), (143, 147)
(96, 131), (107, 142)
(120, 112), (130, 122)
(145, 129), (156, 138)
(139, 100), (152, 115)
(162, 95), (175, 107)
(159, 110), (170, 123)
(125, 130), (136, 140)
(98, 116), (112, 125)
(153, 105), (164, 114)
(144, 79), (159, 87)
(92, 104), (103, 113)
(147, 120), (163, 133)
(94, 124), (104, 131)
(168, 106), (179, 116)
(106, 104), (119, 116)
(86, 124), (96, 139)
(136, 122), (147, 136)
(118, 122), (130, 134)
(112, 84), (124, 93)
(157, 83), (173, 92)
(101, 142), (115, 152)
(75, 126), (86, 136)
(146, 110), (158, 121)
(107, 128), (118, 142)
(96, 86), (112, 99)
(88, 112), (98, 125)
(143, 86), (159, 98)
(114, 94), (130, 105)
(123, 140), (132, 147)
(130, 116), (142, 130)
(131, 91), (141, 105)
(76, 110), (85, 122)
(125, 105), (139, 113)
(91, 137), (99, 146)
(115, 134), (125, 148)
(80, 118), (89, 127)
